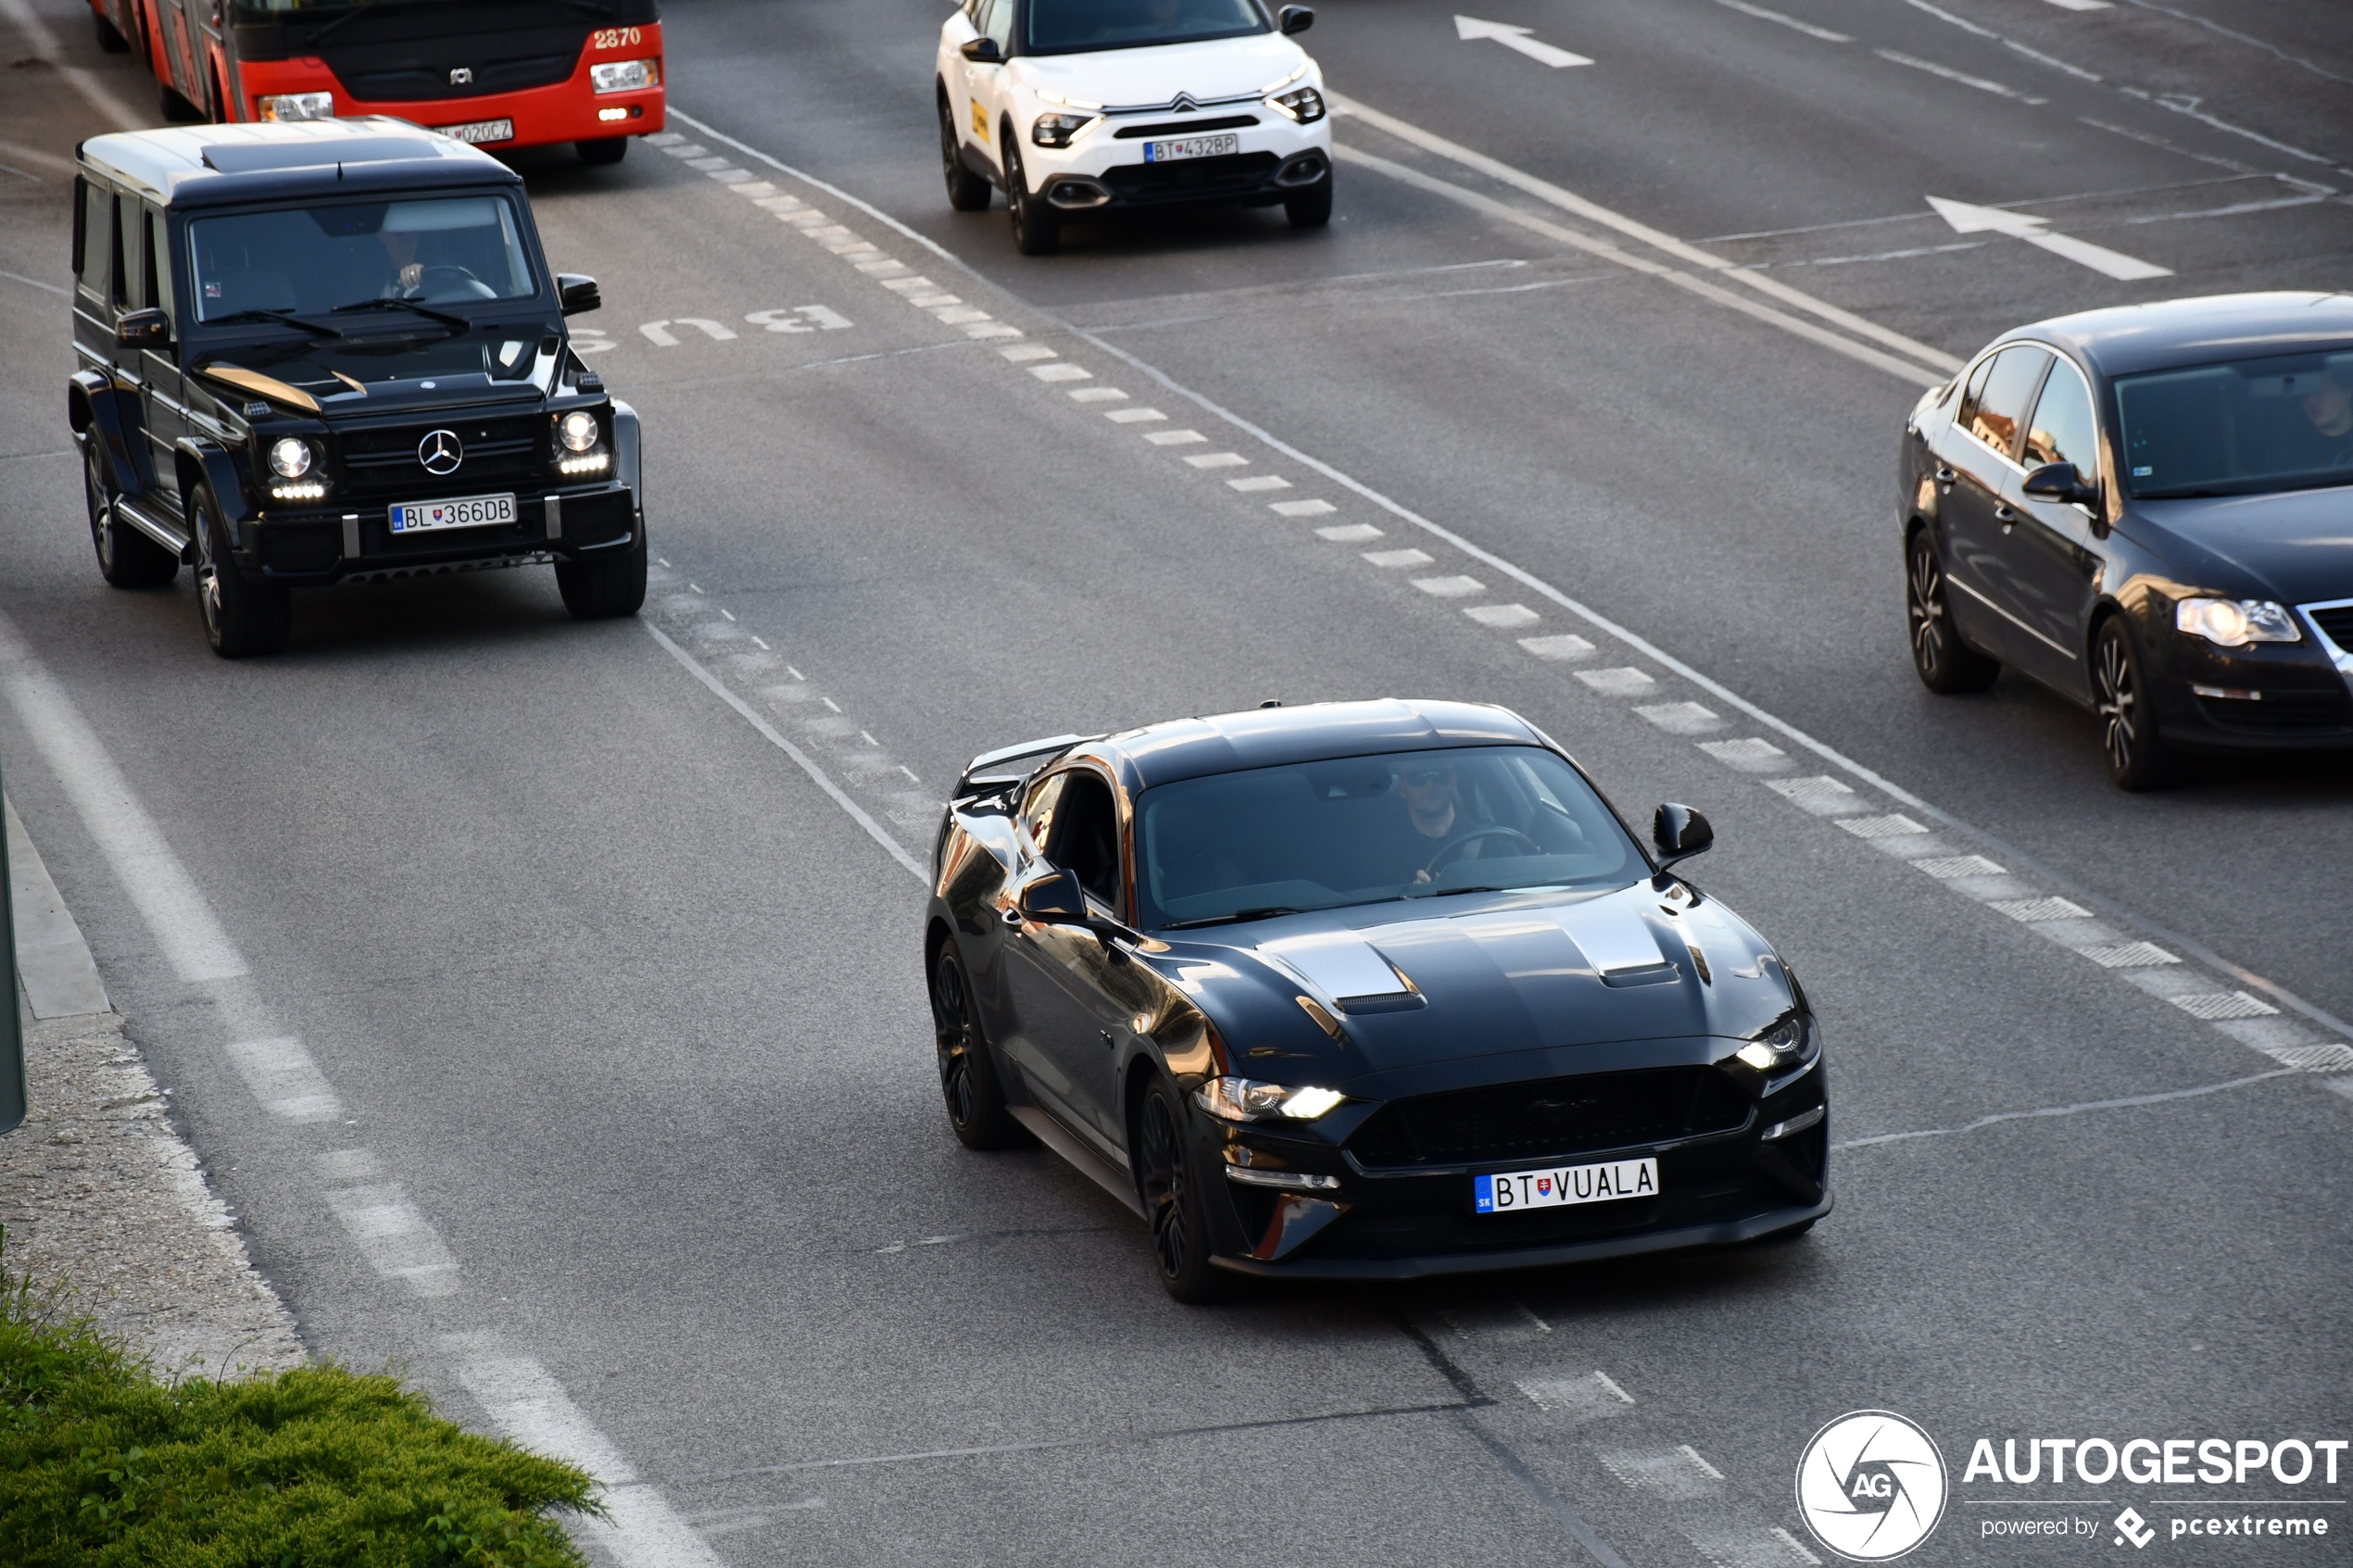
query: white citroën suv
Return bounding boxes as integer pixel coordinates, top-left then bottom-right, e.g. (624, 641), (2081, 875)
(937, 0), (1333, 254)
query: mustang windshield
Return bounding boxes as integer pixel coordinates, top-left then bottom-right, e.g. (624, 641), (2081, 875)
(1135, 746), (1643, 929)
(1026, 0), (1268, 55)
(2117, 349), (2353, 498)
(188, 195), (536, 326)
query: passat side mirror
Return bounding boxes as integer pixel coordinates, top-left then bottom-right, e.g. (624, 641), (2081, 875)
(1653, 803), (1714, 868)
(1018, 869), (1089, 924)
(557, 273), (601, 316)
(2021, 461), (2099, 509)
(960, 36), (1002, 63)
(1279, 5), (1314, 33)
(116, 307), (170, 349)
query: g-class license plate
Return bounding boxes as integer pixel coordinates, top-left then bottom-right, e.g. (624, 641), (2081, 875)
(435, 118), (515, 144)
(1474, 1158), (1657, 1214)
(1143, 133), (1239, 163)
(390, 493), (516, 534)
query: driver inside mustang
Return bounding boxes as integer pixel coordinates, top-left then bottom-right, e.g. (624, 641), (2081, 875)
(1397, 759), (1481, 884)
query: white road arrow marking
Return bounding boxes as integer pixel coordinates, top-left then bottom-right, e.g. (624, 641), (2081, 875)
(1926, 195), (2172, 281)
(1454, 14), (1592, 68)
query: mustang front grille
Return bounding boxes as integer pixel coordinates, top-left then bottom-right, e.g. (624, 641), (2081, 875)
(1347, 1066), (1751, 1170)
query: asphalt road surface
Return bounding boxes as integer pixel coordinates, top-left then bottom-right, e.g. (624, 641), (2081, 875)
(1, 0), (2347, 1563)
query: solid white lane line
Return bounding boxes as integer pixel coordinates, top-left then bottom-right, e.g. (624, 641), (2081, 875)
(1837, 1068), (2300, 1150)
(0, 627), (246, 982)
(666, 107), (2353, 1043)
(1327, 94), (1961, 375)
(644, 623), (925, 883)
(1710, 0), (1851, 44)
(7, 797), (110, 1018)
(1335, 144), (1948, 388)
(456, 1348), (727, 1568)
(1877, 48), (2045, 102)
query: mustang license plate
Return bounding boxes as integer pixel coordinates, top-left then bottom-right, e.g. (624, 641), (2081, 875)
(1475, 1157), (1657, 1214)
(390, 492), (517, 534)
(434, 118), (515, 144)
(1143, 132), (1239, 163)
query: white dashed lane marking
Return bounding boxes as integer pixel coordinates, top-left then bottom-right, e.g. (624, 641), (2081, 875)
(1364, 548), (1433, 569)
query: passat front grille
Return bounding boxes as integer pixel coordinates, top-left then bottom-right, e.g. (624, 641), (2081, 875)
(1347, 1067), (1751, 1170)
(2304, 603), (2353, 649)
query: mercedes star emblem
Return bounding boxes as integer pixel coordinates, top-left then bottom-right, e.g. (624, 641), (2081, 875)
(418, 429), (464, 476)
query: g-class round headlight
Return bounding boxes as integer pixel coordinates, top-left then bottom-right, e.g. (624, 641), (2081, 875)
(267, 438), (312, 479)
(559, 410), (600, 453)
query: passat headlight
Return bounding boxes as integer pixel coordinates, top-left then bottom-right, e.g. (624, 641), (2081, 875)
(268, 437), (313, 478)
(558, 410), (601, 453)
(1195, 1077), (1344, 1122)
(2174, 597), (2299, 648)
(1265, 85), (1326, 123)
(1735, 1013), (1817, 1073)
(589, 58), (660, 94)
(1031, 111), (1098, 147)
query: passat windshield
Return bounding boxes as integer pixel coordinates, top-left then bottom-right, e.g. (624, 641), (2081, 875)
(188, 194), (536, 325)
(1026, 0), (1268, 55)
(1134, 746), (1643, 930)
(2117, 348), (2353, 498)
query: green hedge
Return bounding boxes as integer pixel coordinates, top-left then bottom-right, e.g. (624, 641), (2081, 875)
(0, 1230), (601, 1567)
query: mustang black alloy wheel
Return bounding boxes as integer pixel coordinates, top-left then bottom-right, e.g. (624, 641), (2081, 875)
(1906, 531), (1998, 693)
(2094, 617), (2173, 791)
(1003, 138), (1059, 256)
(1137, 1081), (1227, 1303)
(931, 944), (1028, 1149)
(940, 98), (991, 211)
(193, 484), (291, 658)
(83, 440), (177, 588)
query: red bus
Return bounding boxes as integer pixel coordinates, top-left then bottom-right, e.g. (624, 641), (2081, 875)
(86, 0), (663, 165)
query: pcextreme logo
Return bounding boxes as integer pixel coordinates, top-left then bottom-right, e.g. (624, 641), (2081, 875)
(1796, 1411), (1951, 1561)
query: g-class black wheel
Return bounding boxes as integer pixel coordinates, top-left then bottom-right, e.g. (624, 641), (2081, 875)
(931, 944), (1029, 1149)
(1906, 530), (1998, 694)
(193, 484), (291, 658)
(83, 440), (177, 588)
(554, 531), (648, 620)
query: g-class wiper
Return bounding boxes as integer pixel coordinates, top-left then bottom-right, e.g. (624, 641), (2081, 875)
(328, 297), (471, 331)
(204, 307), (342, 337)
(1162, 906), (1305, 929)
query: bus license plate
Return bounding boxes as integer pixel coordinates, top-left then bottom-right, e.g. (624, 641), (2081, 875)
(1143, 133), (1239, 164)
(435, 119), (515, 144)
(390, 493), (517, 534)
(1474, 1158), (1657, 1214)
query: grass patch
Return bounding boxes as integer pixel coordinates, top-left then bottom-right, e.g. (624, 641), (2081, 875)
(0, 1227), (602, 1566)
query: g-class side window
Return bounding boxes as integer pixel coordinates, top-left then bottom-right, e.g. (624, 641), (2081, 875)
(75, 178), (112, 305)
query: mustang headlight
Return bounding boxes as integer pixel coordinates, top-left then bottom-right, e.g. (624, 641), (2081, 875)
(1031, 111), (1098, 147)
(1195, 1077), (1344, 1123)
(1265, 85), (1326, 123)
(2174, 597), (2299, 648)
(267, 437), (313, 479)
(1735, 1013), (1818, 1073)
(589, 58), (661, 94)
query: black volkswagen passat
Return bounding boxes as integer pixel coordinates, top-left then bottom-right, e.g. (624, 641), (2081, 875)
(923, 700), (1829, 1301)
(1900, 292), (2353, 788)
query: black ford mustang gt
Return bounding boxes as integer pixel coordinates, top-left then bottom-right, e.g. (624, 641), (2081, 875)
(923, 699), (1831, 1300)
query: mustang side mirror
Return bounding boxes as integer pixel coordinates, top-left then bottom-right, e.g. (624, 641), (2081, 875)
(1278, 5), (1315, 33)
(2021, 461), (2098, 509)
(1653, 803), (1714, 868)
(960, 36), (1002, 63)
(557, 273), (601, 316)
(116, 307), (170, 349)
(1018, 870), (1089, 924)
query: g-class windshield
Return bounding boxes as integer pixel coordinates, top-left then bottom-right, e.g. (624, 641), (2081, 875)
(1025, 0), (1269, 55)
(188, 194), (537, 326)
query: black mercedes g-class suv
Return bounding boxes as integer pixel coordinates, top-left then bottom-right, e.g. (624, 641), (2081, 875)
(68, 117), (644, 656)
